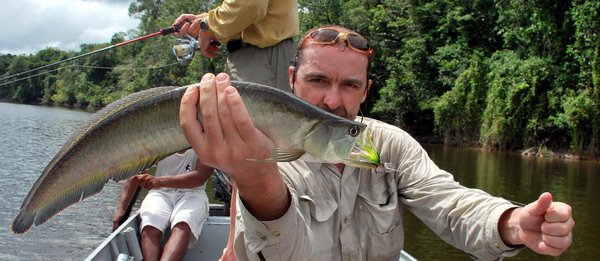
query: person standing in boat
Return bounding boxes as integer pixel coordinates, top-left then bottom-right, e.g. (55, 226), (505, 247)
(113, 149), (212, 261)
(178, 25), (575, 260)
(173, 2), (299, 260)
(172, 0), (298, 92)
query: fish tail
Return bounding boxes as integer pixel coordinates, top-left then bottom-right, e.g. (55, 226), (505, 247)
(10, 210), (34, 234)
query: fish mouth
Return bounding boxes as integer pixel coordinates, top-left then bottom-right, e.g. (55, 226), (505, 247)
(345, 128), (381, 169)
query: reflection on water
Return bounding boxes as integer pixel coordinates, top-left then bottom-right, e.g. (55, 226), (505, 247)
(0, 102), (598, 260)
(403, 144), (600, 260)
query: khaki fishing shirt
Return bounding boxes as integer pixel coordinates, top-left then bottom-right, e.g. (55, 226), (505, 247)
(207, 0), (299, 48)
(234, 117), (522, 260)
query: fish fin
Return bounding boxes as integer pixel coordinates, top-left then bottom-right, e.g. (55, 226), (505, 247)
(268, 148), (306, 162)
(248, 148), (305, 162)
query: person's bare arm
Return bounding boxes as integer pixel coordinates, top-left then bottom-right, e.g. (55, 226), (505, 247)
(112, 176), (142, 231)
(138, 158), (212, 190)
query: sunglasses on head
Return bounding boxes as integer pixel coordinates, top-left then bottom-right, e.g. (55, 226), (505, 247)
(300, 28), (373, 55)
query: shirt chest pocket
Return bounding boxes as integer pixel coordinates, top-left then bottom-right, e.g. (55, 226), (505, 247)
(357, 173), (404, 258)
(357, 174), (401, 235)
(300, 195), (338, 222)
(299, 195), (338, 256)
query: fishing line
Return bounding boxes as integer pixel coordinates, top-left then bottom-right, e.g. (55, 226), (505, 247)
(0, 62), (179, 87)
(0, 25), (186, 84)
(359, 108), (365, 123)
(0, 66), (68, 87)
(73, 62), (180, 70)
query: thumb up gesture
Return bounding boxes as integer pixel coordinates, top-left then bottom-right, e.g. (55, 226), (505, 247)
(501, 192), (574, 256)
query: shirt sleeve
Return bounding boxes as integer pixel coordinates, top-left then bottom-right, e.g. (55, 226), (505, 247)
(207, 0), (269, 43)
(372, 121), (523, 260)
(233, 185), (313, 261)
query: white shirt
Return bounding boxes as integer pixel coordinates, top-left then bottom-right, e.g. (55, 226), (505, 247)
(155, 149), (204, 192)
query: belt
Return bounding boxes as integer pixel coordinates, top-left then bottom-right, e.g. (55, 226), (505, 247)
(226, 38), (293, 53)
(226, 39), (251, 53)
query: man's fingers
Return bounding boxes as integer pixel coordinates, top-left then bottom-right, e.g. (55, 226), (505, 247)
(215, 73), (241, 144)
(172, 14), (187, 27)
(542, 219), (575, 237)
(136, 174), (152, 183)
(180, 85), (205, 153)
(206, 45), (221, 58)
(178, 23), (190, 37)
(187, 21), (199, 38)
(524, 192), (553, 217)
(541, 233), (572, 252)
(225, 86), (258, 143)
(199, 34), (219, 58)
(201, 45), (219, 59)
(173, 14), (197, 36)
(198, 74), (223, 143)
(545, 202), (573, 223)
(534, 242), (566, 257)
(173, 14), (196, 25)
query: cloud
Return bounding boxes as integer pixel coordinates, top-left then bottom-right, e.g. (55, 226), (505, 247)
(0, 0), (139, 54)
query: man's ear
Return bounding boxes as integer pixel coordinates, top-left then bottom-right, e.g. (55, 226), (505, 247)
(361, 79), (373, 103)
(288, 65), (296, 91)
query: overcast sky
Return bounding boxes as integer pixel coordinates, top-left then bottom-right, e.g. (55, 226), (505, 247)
(1, 0), (139, 54)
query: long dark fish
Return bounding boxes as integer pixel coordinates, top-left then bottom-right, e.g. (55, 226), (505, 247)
(11, 81), (380, 234)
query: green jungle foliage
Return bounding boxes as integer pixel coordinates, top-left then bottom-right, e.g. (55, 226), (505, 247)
(1, 0), (598, 158)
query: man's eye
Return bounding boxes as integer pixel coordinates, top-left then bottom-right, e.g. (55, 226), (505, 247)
(344, 83), (360, 90)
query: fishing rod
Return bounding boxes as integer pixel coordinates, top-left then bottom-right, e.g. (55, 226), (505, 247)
(0, 62), (181, 87)
(0, 24), (198, 83)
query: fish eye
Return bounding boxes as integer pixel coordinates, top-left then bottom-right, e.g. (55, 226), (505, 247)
(349, 125), (360, 137)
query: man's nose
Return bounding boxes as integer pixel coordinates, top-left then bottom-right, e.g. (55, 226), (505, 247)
(323, 87), (342, 110)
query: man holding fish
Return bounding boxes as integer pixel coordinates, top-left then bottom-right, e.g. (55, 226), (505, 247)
(179, 25), (575, 260)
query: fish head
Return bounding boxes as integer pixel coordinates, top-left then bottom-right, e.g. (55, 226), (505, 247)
(304, 119), (381, 169)
(344, 127), (381, 169)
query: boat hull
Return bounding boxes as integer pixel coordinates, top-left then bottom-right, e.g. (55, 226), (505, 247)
(85, 204), (418, 260)
(85, 205), (230, 261)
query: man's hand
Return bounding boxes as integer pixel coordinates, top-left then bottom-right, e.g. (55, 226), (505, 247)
(179, 73), (290, 220)
(112, 211), (124, 231)
(173, 14), (201, 38)
(500, 192), (574, 256)
(180, 73), (277, 180)
(172, 13), (220, 59)
(136, 173), (161, 190)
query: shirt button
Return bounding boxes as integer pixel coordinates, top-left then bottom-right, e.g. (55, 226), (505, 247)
(257, 232), (267, 240)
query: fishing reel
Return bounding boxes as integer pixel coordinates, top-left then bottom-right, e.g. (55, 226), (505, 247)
(172, 35), (198, 64)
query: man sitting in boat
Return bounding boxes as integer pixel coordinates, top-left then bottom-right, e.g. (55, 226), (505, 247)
(179, 24), (574, 260)
(113, 149), (212, 261)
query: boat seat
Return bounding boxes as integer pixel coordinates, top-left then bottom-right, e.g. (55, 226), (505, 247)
(109, 227), (143, 261)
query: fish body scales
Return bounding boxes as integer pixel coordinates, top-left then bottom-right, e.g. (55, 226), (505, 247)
(11, 81), (373, 234)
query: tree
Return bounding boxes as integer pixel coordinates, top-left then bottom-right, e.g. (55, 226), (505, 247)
(1, 0), (599, 158)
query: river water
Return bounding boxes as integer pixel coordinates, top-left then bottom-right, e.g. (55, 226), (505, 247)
(0, 102), (598, 260)
(405, 144), (599, 260)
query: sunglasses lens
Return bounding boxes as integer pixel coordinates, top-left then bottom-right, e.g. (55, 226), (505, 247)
(305, 28), (372, 54)
(348, 35), (370, 51)
(311, 29), (340, 43)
